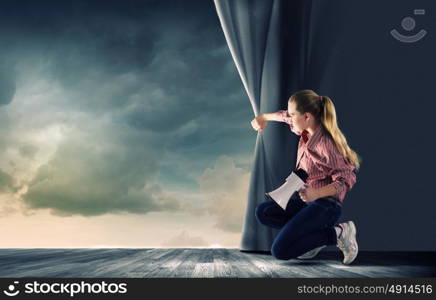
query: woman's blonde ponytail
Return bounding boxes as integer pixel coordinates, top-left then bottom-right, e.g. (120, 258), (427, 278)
(320, 95), (361, 170)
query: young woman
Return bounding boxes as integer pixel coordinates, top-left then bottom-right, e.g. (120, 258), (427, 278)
(251, 89), (361, 264)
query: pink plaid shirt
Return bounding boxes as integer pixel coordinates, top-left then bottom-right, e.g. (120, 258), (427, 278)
(274, 110), (357, 202)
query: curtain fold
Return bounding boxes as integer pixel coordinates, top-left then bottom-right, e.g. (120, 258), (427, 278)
(214, 0), (296, 251)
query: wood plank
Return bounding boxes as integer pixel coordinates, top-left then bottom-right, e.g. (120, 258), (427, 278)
(253, 252), (368, 278)
(79, 249), (155, 277)
(225, 249), (267, 277)
(170, 248), (208, 278)
(139, 248), (188, 278)
(191, 248), (214, 278)
(0, 249), (102, 277)
(213, 248), (237, 277)
(129, 248), (189, 278)
(125, 248), (178, 277)
(241, 252), (305, 277)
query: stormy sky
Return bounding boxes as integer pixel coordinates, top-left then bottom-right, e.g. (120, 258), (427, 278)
(0, 0), (256, 247)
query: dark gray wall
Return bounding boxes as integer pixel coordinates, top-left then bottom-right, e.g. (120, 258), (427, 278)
(282, 0), (435, 251)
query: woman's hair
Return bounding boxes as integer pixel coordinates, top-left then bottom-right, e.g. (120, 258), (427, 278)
(289, 89), (361, 170)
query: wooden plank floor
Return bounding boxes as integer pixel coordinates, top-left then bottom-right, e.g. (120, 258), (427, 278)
(0, 249), (435, 278)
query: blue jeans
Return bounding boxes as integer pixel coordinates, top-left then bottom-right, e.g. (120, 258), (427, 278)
(255, 192), (342, 260)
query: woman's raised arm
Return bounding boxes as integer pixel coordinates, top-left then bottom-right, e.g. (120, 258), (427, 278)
(251, 110), (289, 132)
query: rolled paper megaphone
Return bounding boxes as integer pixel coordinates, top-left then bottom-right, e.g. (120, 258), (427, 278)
(265, 169), (309, 210)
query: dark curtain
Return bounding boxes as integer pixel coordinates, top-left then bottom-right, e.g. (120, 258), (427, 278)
(214, 0), (345, 252)
(214, 0), (290, 251)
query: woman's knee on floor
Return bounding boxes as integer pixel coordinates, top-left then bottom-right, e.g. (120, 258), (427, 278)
(271, 240), (299, 260)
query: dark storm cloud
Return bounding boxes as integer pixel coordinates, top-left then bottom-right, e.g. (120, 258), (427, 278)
(22, 128), (182, 216)
(0, 0), (254, 220)
(0, 168), (17, 193)
(0, 62), (16, 106)
(0, 0), (252, 144)
(18, 144), (39, 159)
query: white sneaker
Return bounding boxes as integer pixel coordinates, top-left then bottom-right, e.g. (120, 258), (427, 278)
(297, 245), (326, 259)
(336, 221), (358, 265)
